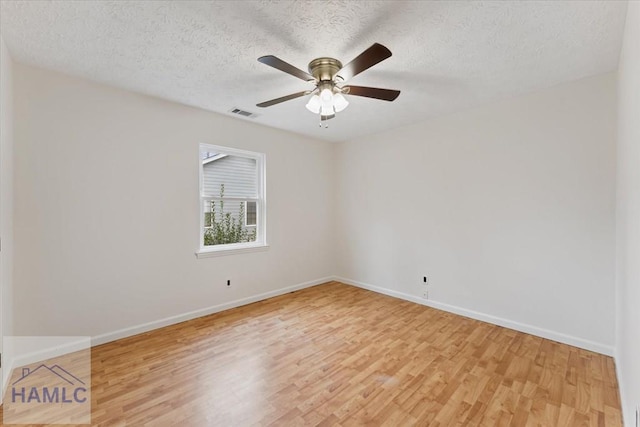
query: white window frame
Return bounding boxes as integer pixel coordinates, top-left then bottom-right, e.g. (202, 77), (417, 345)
(196, 144), (268, 258)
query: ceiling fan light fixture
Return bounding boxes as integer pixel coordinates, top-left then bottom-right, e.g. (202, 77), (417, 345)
(306, 88), (348, 116)
(305, 94), (321, 113)
(320, 88), (334, 111)
(320, 87), (333, 102)
(320, 105), (334, 116)
(333, 92), (349, 113)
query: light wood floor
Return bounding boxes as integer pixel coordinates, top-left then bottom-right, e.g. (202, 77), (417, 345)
(2, 281), (622, 426)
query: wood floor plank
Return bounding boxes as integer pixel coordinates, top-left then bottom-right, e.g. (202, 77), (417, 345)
(1, 282), (622, 426)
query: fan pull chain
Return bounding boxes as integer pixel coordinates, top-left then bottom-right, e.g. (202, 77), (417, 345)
(317, 106), (337, 129)
(318, 112), (329, 129)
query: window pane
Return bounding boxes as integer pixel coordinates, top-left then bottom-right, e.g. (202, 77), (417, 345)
(246, 201), (257, 226)
(204, 212), (213, 228)
(202, 199), (257, 246)
(202, 154), (257, 198)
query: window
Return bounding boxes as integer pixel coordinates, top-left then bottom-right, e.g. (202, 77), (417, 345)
(245, 201), (257, 227)
(197, 144), (267, 257)
(204, 212), (214, 228)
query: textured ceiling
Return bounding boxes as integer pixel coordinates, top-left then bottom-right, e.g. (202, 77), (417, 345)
(0, 1), (628, 142)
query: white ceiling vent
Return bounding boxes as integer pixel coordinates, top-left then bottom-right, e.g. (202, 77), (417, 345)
(229, 108), (258, 118)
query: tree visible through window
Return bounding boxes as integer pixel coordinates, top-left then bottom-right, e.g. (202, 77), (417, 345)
(199, 144), (266, 252)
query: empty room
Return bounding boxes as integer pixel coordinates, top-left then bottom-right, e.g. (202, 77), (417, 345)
(0, 0), (638, 425)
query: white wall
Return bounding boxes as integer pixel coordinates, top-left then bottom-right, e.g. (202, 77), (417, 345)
(615, 1), (640, 425)
(12, 64), (335, 340)
(335, 73), (617, 354)
(0, 35), (15, 391)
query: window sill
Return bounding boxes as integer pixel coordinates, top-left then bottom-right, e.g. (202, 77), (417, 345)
(195, 243), (269, 259)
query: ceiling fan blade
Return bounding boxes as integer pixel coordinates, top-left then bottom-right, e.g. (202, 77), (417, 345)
(336, 43), (392, 81)
(256, 91), (309, 108)
(258, 55), (315, 82)
(342, 85), (400, 101)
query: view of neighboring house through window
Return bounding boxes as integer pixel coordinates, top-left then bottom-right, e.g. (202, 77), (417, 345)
(199, 144), (266, 253)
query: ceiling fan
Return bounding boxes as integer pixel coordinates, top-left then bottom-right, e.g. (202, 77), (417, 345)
(256, 43), (400, 124)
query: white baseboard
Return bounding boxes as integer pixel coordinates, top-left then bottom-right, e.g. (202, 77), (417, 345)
(11, 338), (89, 368)
(334, 276), (614, 356)
(92, 276), (332, 346)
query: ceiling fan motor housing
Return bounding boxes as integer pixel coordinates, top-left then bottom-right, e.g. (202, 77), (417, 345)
(308, 57), (343, 82)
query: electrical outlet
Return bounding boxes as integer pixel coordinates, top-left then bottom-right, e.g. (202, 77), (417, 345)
(421, 276), (429, 299)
